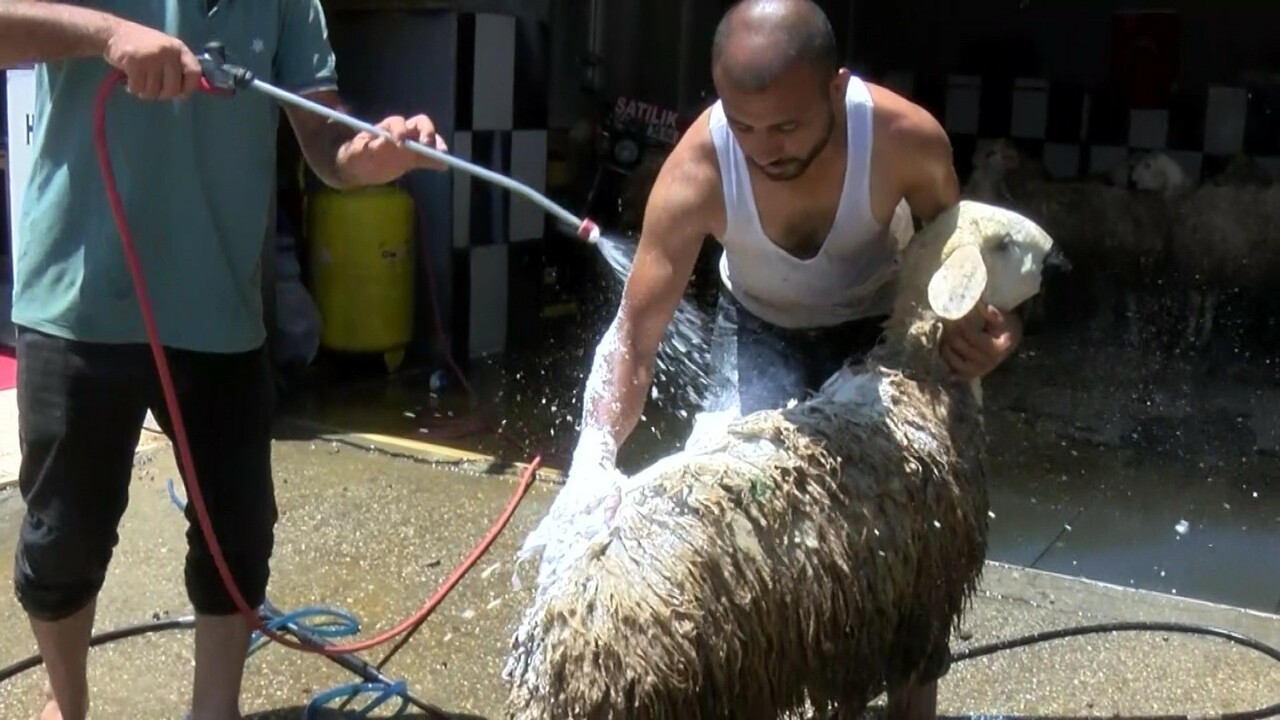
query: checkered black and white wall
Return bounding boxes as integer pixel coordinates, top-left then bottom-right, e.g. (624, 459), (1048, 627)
(873, 71), (1280, 186)
(322, 9), (552, 365)
(449, 12), (551, 361)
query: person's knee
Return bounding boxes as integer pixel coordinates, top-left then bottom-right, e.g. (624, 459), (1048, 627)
(14, 515), (115, 621)
(185, 525), (276, 615)
(185, 480), (278, 615)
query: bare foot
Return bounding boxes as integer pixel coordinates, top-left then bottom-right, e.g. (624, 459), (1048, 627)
(39, 696), (62, 720)
(38, 682), (77, 720)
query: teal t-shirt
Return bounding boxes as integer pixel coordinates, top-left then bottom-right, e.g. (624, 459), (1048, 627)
(12, 0), (338, 353)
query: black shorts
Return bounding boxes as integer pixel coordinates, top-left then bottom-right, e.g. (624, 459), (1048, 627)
(12, 325), (278, 621)
(702, 289), (887, 416)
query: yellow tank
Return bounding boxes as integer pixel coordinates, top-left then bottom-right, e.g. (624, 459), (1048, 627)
(305, 184), (415, 371)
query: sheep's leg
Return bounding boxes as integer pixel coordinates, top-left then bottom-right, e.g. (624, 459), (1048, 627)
(1183, 288), (1203, 350)
(1196, 287), (1219, 349)
(1091, 273), (1123, 341)
(885, 678), (937, 720)
(1100, 275), (1122, 334)
(1125, 290), (1143, 348)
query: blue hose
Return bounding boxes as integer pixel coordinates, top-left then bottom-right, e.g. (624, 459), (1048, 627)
(306, 680), (412, 719)
(165, 478), (414, 718)
(246, 604), (361, 658)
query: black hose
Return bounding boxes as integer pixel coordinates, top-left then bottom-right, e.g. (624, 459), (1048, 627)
(0, 615), (196, 684)
(2, 616), (1277, 719)
(949, 620), (1280, 720)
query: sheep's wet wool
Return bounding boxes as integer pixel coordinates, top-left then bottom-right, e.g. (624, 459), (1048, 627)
(503, 201), (1060, 719)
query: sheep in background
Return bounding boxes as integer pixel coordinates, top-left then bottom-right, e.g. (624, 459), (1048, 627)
(1205, 155), (1280, 349)
(1206, 153), (1275, 187)
(1131, 151), (1280, 350)
(503, 200), (1063, 720)
(963, 138), (1049, 201)
(1104, 154), (1178, 346)
(963, 138), (1168, 347)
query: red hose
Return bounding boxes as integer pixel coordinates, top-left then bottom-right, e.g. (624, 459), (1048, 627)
(91, 69), (540, 655)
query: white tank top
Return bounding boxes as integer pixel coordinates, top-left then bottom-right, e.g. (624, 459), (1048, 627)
(709, 75), (913, 329)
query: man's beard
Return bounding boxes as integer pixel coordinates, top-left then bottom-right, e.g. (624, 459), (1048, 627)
(753, 106), (837, 182)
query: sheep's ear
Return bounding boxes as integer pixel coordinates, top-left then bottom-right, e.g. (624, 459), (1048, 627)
(928, 244), (987, 320)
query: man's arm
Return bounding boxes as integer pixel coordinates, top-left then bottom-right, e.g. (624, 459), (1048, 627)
(890, 103), (1024, 379)
(575, 137), (718, 467)
(269, 0), (352, 188)
(284, 91), (359, 189)
(0, 1), (117, 66)
(286, 95), (448, 190)
(0, 1), (201, 99)
(891, 107), (961, 222)
(273, 0), (446, 188)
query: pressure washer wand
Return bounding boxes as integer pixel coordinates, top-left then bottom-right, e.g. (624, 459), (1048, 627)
(197, 42), (602, 244)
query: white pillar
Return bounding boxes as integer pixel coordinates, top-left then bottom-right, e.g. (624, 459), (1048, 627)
(5, 66), (36, 281)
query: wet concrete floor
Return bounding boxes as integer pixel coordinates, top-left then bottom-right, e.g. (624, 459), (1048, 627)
(0, 427), (1277, 719)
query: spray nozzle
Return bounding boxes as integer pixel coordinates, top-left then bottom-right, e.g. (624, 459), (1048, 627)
(576, 218), (601, 244)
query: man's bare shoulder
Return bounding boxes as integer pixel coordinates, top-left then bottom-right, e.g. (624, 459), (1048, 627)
(865, 81), (952, 160)
(665, 109), (724, 196)
(865, 80), (959, 220)
(646, 109), (726, 236)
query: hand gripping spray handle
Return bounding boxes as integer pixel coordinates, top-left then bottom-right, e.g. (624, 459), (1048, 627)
(196, 42), (602, 243)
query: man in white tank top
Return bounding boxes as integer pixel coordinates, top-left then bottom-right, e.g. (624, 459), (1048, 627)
(538, 4), (1024, 712)
(573, 1), (1021, 440)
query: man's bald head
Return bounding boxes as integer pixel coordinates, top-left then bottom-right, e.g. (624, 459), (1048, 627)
(711, 0), (839, 93)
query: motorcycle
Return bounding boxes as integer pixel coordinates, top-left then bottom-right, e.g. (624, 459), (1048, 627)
(540, 86), (724, 337)
(583, 94), (683, 236)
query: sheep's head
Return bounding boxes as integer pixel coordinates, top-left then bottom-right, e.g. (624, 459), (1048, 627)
(904, 200), (1062, 322)
(971, 138), (1021, 177)
(1131, 151), (1189, 194)
(1107, 156), (1137, 187)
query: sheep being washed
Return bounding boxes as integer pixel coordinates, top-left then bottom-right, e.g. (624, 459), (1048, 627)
(503, 200), (1064, 719)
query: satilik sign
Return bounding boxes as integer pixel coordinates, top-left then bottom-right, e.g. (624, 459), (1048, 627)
(610, 96), (680, 146)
